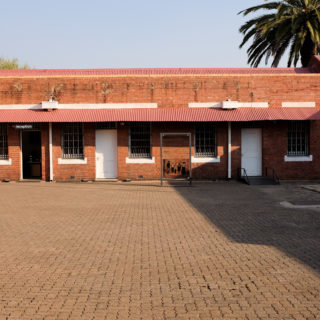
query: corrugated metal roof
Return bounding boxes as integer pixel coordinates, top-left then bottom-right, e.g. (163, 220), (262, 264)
(0, 108), (319, 123)
(0, 67), (313, 77)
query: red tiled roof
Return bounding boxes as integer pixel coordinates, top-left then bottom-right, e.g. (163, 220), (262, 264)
(0, 108), (319, 123)
(0, 67), (313, 77)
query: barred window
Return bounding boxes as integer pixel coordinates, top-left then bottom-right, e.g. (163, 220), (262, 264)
(0, 124), (8, 160)
(129, 123), (151, 158)
(62, 123), (84, 159)
(288, 121), (309, 156)
(195, 123), (216, 157)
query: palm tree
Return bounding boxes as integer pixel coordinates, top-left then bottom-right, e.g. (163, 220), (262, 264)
(239, 0), (320, 67)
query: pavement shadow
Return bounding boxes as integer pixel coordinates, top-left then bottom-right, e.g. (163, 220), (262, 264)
(170, 181), (320, 273)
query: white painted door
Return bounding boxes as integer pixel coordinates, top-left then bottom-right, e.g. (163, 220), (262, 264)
(241, 128), (262, 176)
(96, 130), (117, 179)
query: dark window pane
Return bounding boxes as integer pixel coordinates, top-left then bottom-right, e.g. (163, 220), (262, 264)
(287, 121), (309, 156)
(62, 123), (84, 159)
(130, 123), (151, 158)
(195, 124), (216, 157)
(0, 124), (8, 160)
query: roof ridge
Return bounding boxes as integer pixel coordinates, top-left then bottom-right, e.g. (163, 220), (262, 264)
(0, 67), (313, 76)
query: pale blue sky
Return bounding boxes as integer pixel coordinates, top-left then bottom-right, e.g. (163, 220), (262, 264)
(0, 0), (290, 69)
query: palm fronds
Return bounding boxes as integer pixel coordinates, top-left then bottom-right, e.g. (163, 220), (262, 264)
(239, 0), (320, 67)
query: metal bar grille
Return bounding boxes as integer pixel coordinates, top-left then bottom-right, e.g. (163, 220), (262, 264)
(195, 123), (216, 157)
(0, 124), (8, 160)
(129, 123), (151, 158)
(287, 121), (309, 156)
(62, 123), (84, 159)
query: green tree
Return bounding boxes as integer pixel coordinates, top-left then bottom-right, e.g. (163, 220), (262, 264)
(0, 57), (29, 69)
(239, 0), (320, 67)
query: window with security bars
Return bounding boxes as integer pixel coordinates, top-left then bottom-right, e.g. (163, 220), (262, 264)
(62, 123), (84, 159)
(0, 124), (8, 160)
(287, 121), (309, 156)
(195, 124), (216, 157)
(129, 123), (151, 158)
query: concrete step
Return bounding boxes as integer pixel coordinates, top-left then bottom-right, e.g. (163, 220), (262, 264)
(248, 176), (279, 185)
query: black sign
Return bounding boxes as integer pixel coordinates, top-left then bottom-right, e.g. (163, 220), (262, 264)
(13, 124), (34, 130)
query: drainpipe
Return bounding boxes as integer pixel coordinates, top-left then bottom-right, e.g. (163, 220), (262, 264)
(228, 122), (232, 179)
(49, 122), (53, 181)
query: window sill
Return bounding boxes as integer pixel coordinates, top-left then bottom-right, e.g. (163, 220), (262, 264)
(284, 155), (313, 162)
(0, 158), (12, 165)
(192, 156), (220, 163)
(58, 158), (87, 165)
(126, 157), (155, 164)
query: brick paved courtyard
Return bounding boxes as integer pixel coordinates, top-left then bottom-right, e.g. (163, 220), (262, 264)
(0, 181), (319, 320)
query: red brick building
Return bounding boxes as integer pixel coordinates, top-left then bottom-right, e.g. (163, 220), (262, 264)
(0, 56), (320, 182)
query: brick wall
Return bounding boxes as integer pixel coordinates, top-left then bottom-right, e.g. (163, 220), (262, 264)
(1, 120), (320, 181)
(262, 120), (320, 179)
(0, 126), (20, 181)
(0, 74), (320, 108)
(1, 71), (320, 181)
(52, 123), (95, 181)
(118, 122), (228, 180)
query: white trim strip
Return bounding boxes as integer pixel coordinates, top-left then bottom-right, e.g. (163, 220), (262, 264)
(189, 102), (221, 108)
(0, 103), (158, 110)
(284, 155), (313, 162)
(240, 102), (269, 108)
(0, 104), (42, 110)
(58, 158), (88, 165)
(188, 102), (269, 108)
(191, 156), (220, 164)
(126, 157), (155, 164)
(282, 102), (316, 108)
(0, 159), (12, 165)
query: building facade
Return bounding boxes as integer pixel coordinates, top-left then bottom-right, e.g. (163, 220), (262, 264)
(0, 56), (320, 182)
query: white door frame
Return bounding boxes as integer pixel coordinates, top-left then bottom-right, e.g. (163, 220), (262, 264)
(95, 129), (118, 179)
(241, 128), (262, 176)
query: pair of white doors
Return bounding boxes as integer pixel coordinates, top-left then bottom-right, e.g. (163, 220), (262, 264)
(95, 130), (117, 179)
(241, 128), (262, 176)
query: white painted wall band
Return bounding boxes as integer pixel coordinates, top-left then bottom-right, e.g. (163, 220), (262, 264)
(282, 102), (315, 108)
(0, 103), (158, 110)
(188, 102), (269, 108)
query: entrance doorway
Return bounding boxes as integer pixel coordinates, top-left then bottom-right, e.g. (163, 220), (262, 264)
(241, 128), (262, 176)
(95, 130), (117, 179)
(22, 131), (42, 179)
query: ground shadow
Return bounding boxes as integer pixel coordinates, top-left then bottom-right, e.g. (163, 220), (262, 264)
(171, 180), (320, 273)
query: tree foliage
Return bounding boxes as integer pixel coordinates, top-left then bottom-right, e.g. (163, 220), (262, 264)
(0, 57), (29, 69)
(239, 0), (320, 67)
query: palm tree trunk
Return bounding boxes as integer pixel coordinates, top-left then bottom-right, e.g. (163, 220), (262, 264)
(300, 33), (317, 67)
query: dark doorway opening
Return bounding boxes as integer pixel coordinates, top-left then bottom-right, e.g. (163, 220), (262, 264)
(22, 131), (42, 179)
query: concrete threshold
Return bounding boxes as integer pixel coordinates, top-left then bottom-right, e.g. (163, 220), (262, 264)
(280, 201), (320, 210)
(302, 185), (320, 194)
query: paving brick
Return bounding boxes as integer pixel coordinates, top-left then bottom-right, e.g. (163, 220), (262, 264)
(0, 181), (319, 319)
